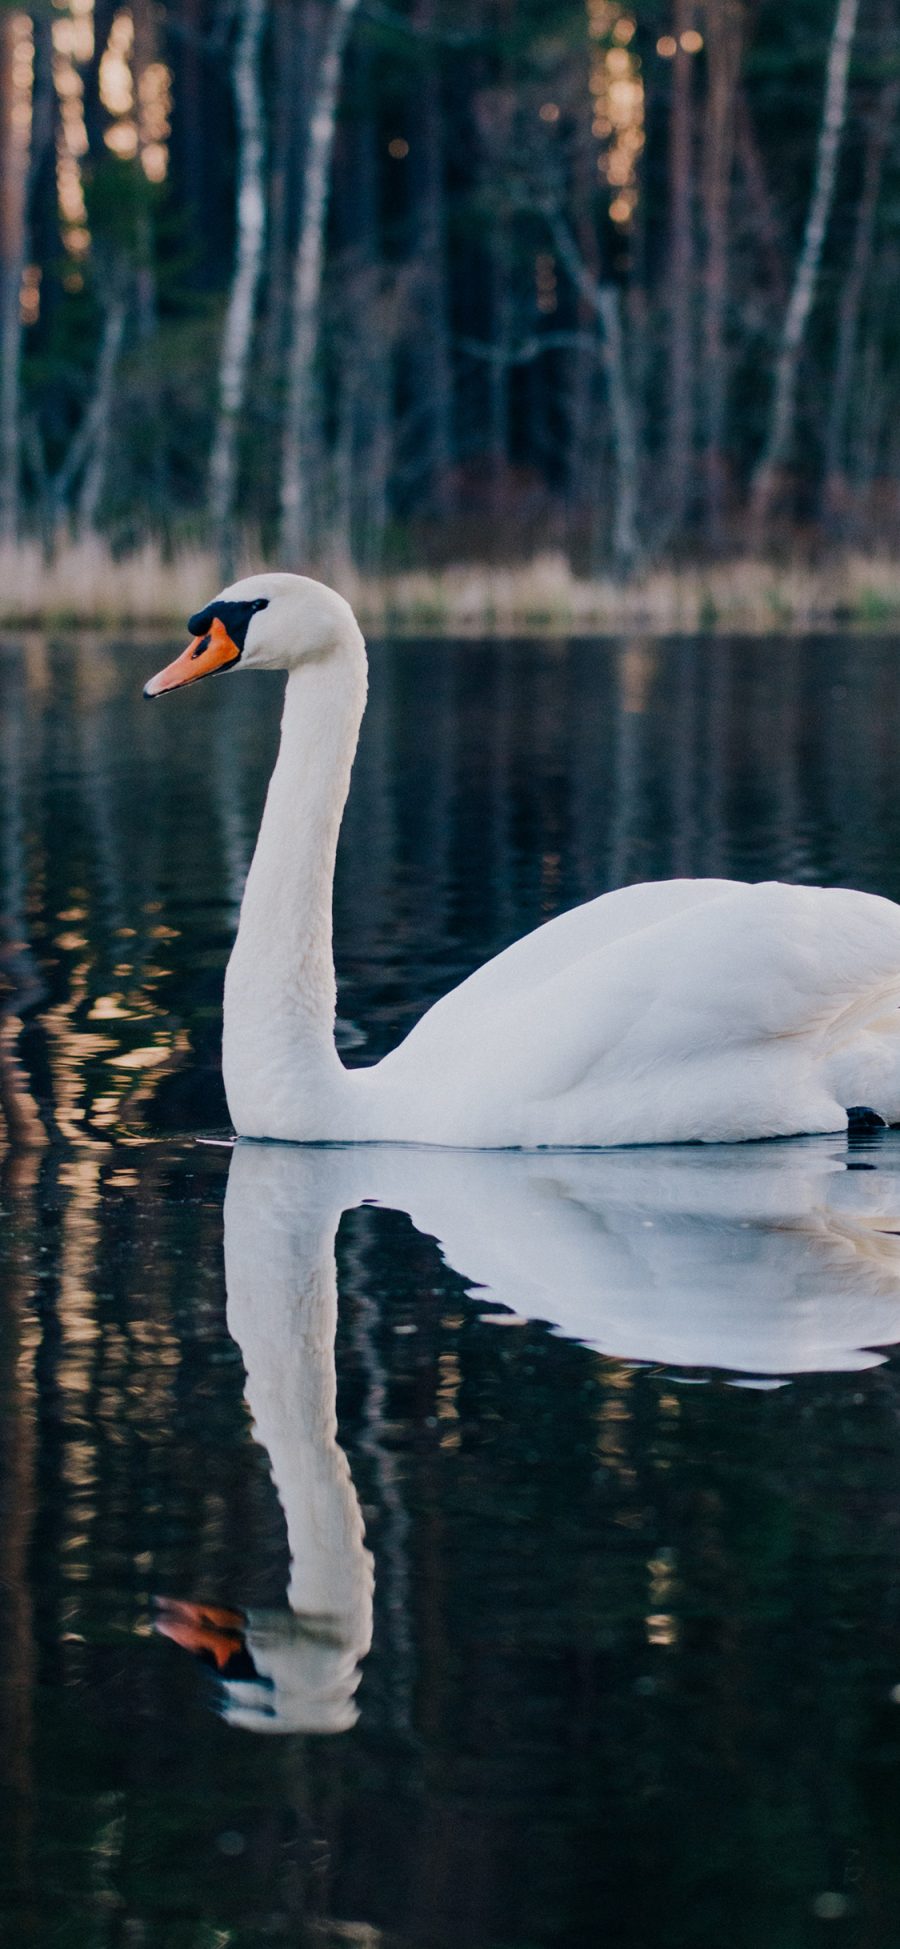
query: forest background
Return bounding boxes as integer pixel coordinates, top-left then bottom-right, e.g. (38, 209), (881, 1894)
(0, 0), (899, 625)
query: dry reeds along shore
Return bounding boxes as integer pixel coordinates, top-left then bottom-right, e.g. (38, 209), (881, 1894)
(3, 538), (900, 632)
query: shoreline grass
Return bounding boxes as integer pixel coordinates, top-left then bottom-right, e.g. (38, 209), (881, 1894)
(3, 538), (900, 633)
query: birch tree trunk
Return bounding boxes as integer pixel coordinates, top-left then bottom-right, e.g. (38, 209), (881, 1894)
(749, 0), (860, 530)
(474, 81), (514, 518)
(0, 13), (32, 543)
(821, 75), (900, 522)
(665, 0), (695, 533)
(409, 0), (455, 515)
(279, 0), (361, 565)
(260, 0), (311, 387)
(568, 87), (603, 528)
(347, 64), (393, 570)
(488, 236), (512, 518)
(735, 95), (787, 305)
(208, 0), (268, 581)
(76, 290), (128, 535)
(3, 11), (52, 543)
(551, 217), (640, 571)
(47, 279), (128, 532)
(701, 0), (742, 545)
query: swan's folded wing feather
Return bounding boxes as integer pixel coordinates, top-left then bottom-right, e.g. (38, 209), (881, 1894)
(382, 880), (900, 1145)
(400, 877), (740, 1024)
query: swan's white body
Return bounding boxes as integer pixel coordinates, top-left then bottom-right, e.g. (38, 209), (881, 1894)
(149, 573), (900, 1146)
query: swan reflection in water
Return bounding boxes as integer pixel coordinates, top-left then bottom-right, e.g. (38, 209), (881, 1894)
(157, 1133), (900, 1733)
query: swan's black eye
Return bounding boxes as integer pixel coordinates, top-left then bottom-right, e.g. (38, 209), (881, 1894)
(186, 597), (269, 653)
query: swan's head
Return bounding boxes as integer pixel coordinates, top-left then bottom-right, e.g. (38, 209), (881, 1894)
(143, 571), (363, 698)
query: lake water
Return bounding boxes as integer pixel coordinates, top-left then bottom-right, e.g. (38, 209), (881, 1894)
(3, 632), (900, 1947)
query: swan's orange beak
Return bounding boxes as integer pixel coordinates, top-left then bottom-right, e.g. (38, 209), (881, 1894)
(154, 1597), (247, 1669)
(144, 616), (241, 698)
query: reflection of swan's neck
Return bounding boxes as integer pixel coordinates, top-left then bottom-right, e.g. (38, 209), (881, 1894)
(223, 1150), (374, 1734)
(223, 641), (367, 1139)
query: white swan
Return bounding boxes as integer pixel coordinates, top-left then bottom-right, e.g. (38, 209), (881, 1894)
(144, 573), (900, 1146)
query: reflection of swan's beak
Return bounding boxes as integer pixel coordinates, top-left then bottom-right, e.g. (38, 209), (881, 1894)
(153, 1597), (259, 1681)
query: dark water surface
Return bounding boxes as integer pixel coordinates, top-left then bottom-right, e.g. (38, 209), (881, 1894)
(4, 633), (900, 1947)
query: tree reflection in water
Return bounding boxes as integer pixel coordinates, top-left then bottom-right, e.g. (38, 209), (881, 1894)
(2, 634), (900, 1943)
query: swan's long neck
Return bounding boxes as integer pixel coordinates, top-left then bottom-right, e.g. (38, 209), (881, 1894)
(223, 637), (367, 1139)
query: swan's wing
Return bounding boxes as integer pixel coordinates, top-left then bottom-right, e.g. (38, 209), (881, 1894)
(375, 878), (736, 1095)
(406, 877), (741, 1022)
(378, 881), (900, 1144)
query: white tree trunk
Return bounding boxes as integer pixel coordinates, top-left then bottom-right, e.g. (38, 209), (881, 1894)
(666, 0), (695, 533)
(750, 0), (860, 526)
(821, 74), (900, 516)
(701, 0), (743, 544)
(76, 291), (128, 535)
(279, 0), (362, 565)
(410, 0), (455, 515)
(208, 0), (268, 580)
(0, 14), (32, 543)
(552, 217), (640, 570)
(47, 278), (128, 532)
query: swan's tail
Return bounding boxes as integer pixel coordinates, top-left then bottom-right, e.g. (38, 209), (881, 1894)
(823, 980), (900, 1127)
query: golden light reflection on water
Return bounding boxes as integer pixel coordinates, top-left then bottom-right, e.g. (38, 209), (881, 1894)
(55, 1144), (103, 1565)
(107, 1043), (173, 1070)
(0, 1128), (232, 1901)
(0, 635), (201, 1149)
(42, 946), (110, 1142)
(0, 1016), (46, 1148)
(437, 1347), (462, 1450)
(0, 1147), (40, 1882)
(596, 1367), (637, 1491)
(645, 1611), (678, 1646)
